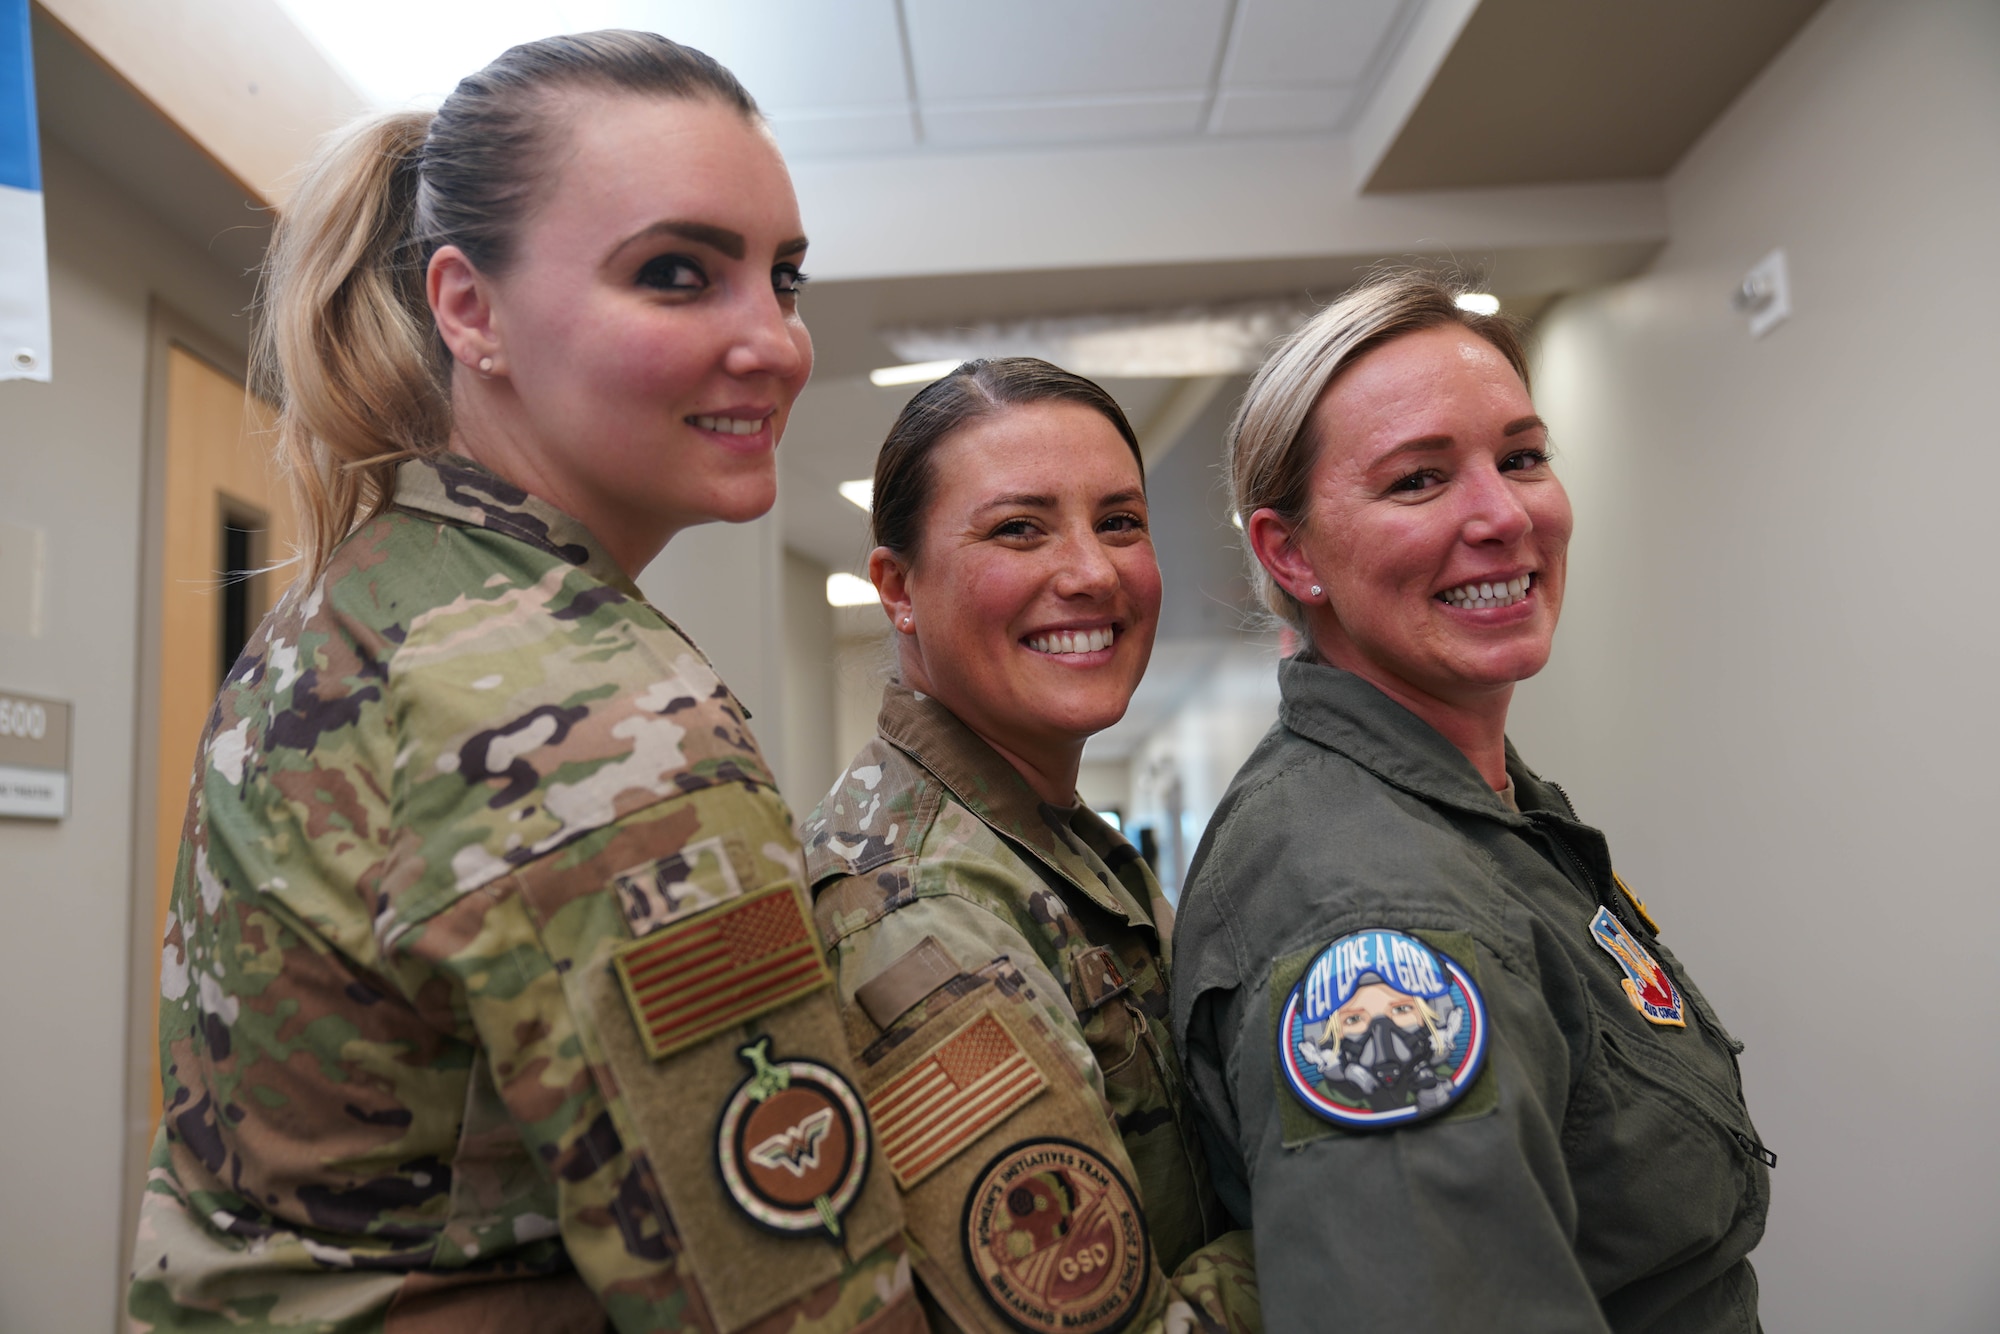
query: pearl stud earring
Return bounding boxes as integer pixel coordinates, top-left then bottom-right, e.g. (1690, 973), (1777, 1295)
(478, 356), (494, 374)
(900, 616), (913, 631)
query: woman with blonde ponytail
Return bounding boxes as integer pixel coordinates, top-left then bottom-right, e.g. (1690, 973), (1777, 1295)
(131, 32), (919, 1333)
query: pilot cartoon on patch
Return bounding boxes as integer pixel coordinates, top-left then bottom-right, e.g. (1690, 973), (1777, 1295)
(1301, 975), (1463, 1112)
(1280, 927), (1490, 1129)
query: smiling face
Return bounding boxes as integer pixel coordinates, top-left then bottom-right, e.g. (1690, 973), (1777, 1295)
(434, 92), (812, 573)
(1269, 324), (1572, 715)
(873, 400), (1160, 801)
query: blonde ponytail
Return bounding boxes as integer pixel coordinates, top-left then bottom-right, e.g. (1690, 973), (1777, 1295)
(252, 32), (762, 582)
(253, 110), (449, 584)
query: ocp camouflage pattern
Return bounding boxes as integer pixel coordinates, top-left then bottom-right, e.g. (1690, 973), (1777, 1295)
(130, 456), (915, 1332)
(803, 684), (1259, 1332)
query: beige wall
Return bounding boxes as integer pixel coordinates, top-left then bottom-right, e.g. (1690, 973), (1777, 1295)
(0, 141), (255, 1332)
(1514, 0), (2000, 1326)
(780, 546), (838, 812)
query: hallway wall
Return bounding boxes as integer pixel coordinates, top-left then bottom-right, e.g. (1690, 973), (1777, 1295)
(0, 140), (255, 1333)
(1513, 0), (2000, 1326)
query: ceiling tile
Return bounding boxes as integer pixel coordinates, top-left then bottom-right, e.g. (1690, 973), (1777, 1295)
(767, 108), (918, 156)
(635, 0), (909, 111)
(903, 0), (1231, 101)
(921, 95), (1209, 149)
(1221, 0), (1410, 88)
(1208, 84), (1357, 135)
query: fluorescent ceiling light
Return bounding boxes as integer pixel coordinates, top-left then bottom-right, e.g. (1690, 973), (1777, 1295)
(1455, 293), (1501, 316)
(826, 572), (878, 608)
(837, 479), (874, 512)
(869, 360), (960, 388)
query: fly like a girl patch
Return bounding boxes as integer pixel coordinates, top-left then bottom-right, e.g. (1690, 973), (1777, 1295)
(1588, 905), (1685, 1027)
(715, 1038), (871, 1239)
(1278, 928), (1489, 1130)
(961, 1138), (1148, 1334)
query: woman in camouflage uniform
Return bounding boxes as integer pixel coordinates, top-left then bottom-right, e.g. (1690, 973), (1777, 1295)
(803, 359), (1258, 1334)
(130, 33), (918, 1333)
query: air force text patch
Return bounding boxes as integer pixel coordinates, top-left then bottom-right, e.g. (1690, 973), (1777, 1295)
(716, 1038), (871, 1238)
(961, 1138), (1148, 1334)
(1588, 905), (1685, 1027)
(1279, 928), (1489, 1130)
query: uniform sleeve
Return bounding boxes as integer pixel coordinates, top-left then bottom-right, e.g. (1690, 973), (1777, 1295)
(826, 869), (1103, 1100)
(397, 781), (920, 1333)
(1187, 926), (1609, 1334)
(817, 843), (1263, 1334)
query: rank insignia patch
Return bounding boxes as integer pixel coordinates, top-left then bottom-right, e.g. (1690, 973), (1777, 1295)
(716, 1038), (871, 1238)
(961, 1138), (1149, 1334)
(611, 883), (831, 1060)
(1279, 928), (1489, 1130)
(872, 1011), (1047, 1188)
(1588, 905), (1685, 1027)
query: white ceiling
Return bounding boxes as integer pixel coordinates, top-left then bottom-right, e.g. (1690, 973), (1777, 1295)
(276, 0), (1421, 156)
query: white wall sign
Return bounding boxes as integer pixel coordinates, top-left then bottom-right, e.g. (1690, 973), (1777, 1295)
(0, 688), (69, 819)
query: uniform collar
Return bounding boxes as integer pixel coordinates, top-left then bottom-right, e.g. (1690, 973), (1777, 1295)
(392, 454), (638, 596)
(876, 682), (1152, 928)
(1277, 657), (1550, 823)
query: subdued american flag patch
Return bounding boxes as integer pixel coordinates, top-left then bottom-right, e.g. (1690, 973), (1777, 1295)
(611, 883), (831, 1059)
(869, 1011), (1047, 1187)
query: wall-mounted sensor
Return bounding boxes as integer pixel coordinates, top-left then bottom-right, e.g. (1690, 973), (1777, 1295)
(1732, 248), (1791, 337)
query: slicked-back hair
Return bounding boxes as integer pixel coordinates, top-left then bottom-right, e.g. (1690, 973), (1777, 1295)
(870, 358), (1143, 560)
(1226, 270), (1530, 633)
(254, 31), (759, 583)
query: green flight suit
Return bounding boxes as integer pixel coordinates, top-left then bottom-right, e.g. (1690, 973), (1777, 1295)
(130, 456), (917, 1332)
(806, 684), (1259, 1333)
(1171, 659), (1770, 1332)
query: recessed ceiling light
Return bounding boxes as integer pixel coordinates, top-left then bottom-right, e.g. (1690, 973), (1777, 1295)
(1455, 293), (1501, 316)
(869, 360), (960, 388)
(825, 572), (878, 608)
(837, 479), (873, 512)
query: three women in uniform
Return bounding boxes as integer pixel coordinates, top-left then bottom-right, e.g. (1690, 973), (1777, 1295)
(132, 26), (1763, 1332)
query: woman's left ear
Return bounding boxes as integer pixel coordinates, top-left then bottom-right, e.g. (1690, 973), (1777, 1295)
(867, 547), (916, 634)
(428, 244), (505, 377)
(1246, 508), (1323, 604)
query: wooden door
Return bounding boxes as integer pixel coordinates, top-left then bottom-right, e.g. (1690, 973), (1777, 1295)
(148, 345), (292, 1129)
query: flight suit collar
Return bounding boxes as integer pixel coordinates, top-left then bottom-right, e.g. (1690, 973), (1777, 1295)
(1277, 656), (1551, 825)
(875, 682), (1154, 933)
(392, 454), (639, 596)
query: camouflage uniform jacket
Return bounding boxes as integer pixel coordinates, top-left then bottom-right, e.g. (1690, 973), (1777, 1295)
(131, 456), (917, 1334)
(805, 684), (1256, 1332)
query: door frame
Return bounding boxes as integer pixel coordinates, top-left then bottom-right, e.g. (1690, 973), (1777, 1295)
(119, 301), (255, 1282)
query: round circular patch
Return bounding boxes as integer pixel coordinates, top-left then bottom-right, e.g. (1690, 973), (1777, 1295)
(1278, 928), (1489, 1130)
(961, 1137), (1149, 1334)
(716, 1040), (870, 1237)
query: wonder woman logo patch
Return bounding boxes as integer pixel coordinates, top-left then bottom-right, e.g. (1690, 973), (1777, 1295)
(961, 1138), (1148, 1334)
(716, 1039), (871, 1238)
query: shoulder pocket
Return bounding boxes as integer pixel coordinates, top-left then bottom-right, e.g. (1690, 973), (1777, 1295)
(507, 787), (904, 1333)
(849, 956), (1164, 1334)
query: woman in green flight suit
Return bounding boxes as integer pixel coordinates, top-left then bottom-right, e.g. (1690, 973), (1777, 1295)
(1172, 272), (1771, 1333)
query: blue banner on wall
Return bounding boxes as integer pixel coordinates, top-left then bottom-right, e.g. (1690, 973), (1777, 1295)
(0, 0), (50, 382)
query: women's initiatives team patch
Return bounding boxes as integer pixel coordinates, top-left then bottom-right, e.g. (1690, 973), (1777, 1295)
(1278, 928), (1488, 1129)
(960, 1138), (1149, 1334)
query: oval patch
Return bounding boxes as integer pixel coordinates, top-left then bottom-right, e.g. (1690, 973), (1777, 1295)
(961, 1138), (1149, 1334)
(1278, 928), (1489, 1130)
(716, 1038), (870, 1237)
